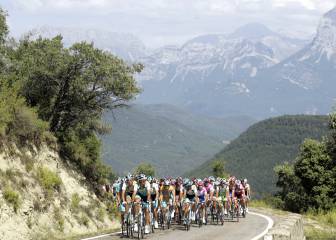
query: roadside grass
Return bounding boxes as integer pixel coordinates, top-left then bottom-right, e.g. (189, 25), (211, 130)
(251, 199), (336, 239)
(305, 208), (336, 228)
(305, 227), (336, 240)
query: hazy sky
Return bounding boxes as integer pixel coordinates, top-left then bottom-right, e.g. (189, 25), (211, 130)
(1, 0), (335, 47)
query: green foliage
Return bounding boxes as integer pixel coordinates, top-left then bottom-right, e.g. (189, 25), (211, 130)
(102, 105), (224, 176)
(134, 163), (155, 176)
(54, 207), (65, 232)
(0, 9), (140, 189)
(71, 193), (81, 212)
(275, 114), (336, 213)
(190, 115), (330, 196)
(78, 214), (90, 227)
(37, 167), (62, 195)
(0, 7), (8, 45)
(3, 186), (21, 213)
(212, 160), (227, 178)
(96, 207), (106, 222)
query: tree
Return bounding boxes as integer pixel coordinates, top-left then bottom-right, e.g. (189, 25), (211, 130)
(0, 8), (8, 45)
(212, 160), (226, 178)
(275, 112), (336, 212)
(134, 163), (156, 177)
(8, 35), (142, 185)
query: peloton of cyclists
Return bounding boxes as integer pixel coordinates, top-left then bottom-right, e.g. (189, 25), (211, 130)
(116, 174), (251, 236)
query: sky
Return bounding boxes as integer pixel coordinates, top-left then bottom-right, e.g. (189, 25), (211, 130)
(0, 0), (335, 48)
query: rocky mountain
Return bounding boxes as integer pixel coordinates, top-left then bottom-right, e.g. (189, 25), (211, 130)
(29, 26), (147, 61)
(252, 7), (336, 116)
(136, 23), (309, 117)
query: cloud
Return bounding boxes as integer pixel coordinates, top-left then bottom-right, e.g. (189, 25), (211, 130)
(3, 0), (336, 47)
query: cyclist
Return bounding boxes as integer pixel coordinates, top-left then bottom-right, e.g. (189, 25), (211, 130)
(160, 179), (175, 225)
(149, 177), (159, 229)
(183, 179), (197, 221)
(135, 174), (151, 234)
(196, 181), (208, 224)
(243, 179), (251, 213)
(121, 175), (138, 228)
(174, 178), (184, 223)
(217, 179), (229, 215)
(235, 179), (246, 214)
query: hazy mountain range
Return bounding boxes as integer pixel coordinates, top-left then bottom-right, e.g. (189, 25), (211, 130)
(30, 7), (336, 119)
(101, 104), (254, 176)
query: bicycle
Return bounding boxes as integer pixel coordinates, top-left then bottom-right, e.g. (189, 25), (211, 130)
(195, 202), (207, 228)
(121, 202), (134, 238)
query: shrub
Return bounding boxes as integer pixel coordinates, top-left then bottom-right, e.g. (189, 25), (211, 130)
(37, 167), (62, 196)
(97, 207), (106, 222)
(54, 207), (65, 232)
(78, 214), (89, 227)
(3, 187), (21, 213)
(134, 163), (155, 176)
(71, 193), (80, 212)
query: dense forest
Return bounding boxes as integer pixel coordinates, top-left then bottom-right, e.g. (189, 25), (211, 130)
(189, 115), (330, 196)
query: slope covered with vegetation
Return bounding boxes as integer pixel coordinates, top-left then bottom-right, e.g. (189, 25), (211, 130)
(0, 6), (138, 239)
(101, 105), (224, 176)
(189, 115), (330, 196)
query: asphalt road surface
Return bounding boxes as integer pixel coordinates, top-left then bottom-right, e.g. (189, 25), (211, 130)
(86, 212), (271, 240)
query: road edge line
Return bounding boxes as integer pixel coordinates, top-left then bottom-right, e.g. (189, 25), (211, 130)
(81, 231), (121, 240)
(249, 211), (274, 240)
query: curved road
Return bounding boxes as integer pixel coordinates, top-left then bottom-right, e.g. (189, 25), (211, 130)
(84, 212), (272, 240)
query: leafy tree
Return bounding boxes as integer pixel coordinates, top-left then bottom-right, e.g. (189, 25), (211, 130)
(0, 7), (8, 45)
(212, 160), (226, 178)
(275, 113), (336, 212)
(134, 163), (156, 177)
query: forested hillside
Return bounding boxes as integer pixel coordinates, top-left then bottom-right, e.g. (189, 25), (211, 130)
(189, 115), (330, 196)
(101, 105), (222, 176)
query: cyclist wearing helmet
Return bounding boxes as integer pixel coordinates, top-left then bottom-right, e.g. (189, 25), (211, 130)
(149, 177), (159, 229)
(135, 174), (151, 234)
(217, 179), (230, 215)
(196, 181), (208, 224)
(234, 179), (246, 211)
(242, 178), (250, 213)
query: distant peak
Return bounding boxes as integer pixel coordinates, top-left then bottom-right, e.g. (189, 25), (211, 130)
(230, 23), (276, 39)
(324, 6), (336, 20)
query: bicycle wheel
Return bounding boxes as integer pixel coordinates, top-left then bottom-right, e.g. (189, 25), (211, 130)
(198, 207), (203, 228)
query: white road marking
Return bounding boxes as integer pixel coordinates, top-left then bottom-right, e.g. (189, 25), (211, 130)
(82, 212), (274, 240)
(81, 231), (121, 240)
(249, 211), (274, 240)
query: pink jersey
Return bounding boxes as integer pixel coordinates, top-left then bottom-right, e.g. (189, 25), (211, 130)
(204, 183), (214, 194)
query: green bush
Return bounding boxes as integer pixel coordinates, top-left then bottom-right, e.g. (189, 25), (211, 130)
(3, 187), (21, 213)
(134, 162), (155, 176)
(97, 207), (106, 222)
(71, 193), (80, 212)
(78, 214), (89, 227)
(37, 167), (62, 195)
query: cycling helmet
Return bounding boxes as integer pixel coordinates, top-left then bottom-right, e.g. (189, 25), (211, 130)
(147, 176), (152, 182)
(243, 178), (248, 184)
(214, 181), (220, 186)
(137, 174), (147, 181)
(183, 178), (190, 186)
(164, 180), (170, 186)
(203, 178), (209, 183)
(198, 181), (204, 187)
(209, 176), (215, 182)
(171, 179), (176, 185)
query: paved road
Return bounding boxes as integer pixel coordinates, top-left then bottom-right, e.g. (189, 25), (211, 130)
(88, 212), (270, 240)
